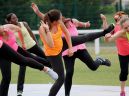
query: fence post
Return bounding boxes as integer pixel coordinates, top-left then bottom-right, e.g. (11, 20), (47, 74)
(95, 38), (100, 55)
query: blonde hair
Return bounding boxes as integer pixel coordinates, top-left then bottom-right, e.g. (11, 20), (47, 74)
(120, 17), (129, 26)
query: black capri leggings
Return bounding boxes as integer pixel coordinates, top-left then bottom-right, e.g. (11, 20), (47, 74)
(118, 54), (129, 81)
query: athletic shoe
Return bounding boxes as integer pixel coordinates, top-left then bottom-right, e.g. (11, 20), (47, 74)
(46, 67), (58, 81)
(96, 57), (111, 67)
(120, 92), (125, 96)
(103, 24), (115, 35)
(17, 91), (22, 96)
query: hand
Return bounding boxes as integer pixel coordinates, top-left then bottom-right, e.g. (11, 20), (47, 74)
(100, 14), (106, 21)
(67, 48), (74, 57)
(105, 33), (112, 38)
(40, 21), (49, 32)
(104, 33), (112, 42)
(22, 43), (26, 50)
(31, 3), (39, 13)
(85, 21), (90, 28)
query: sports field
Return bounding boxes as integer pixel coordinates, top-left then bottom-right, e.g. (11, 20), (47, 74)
(0, 45), (129, 96)
(0, 45), (129, 86)
(8, 84), (129, 96)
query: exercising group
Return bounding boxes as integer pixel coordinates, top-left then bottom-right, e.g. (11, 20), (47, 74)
(0, 2), (129, 96)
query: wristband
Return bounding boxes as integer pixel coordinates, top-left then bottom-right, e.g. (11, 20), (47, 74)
(84, 23), (87, 27)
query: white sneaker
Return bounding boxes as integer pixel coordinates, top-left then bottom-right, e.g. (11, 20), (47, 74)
(17, 91), (23, 96)
(46, 67), (58, 81)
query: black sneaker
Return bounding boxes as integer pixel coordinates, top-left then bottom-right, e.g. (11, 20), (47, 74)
(103, 24), (115, 35)
(96, 57), (111, 67)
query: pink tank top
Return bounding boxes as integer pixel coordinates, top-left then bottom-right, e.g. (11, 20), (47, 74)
(62, 21), (86, 56)
(114, 24), (129, 56)
(0, 28), (18, 51)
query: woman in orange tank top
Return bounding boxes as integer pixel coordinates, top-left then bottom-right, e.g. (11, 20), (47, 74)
(32, 7), (73, 96)
(40, 10), (74, 96)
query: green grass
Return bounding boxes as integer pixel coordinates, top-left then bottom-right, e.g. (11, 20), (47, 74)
(0, 45), (129, 86)
(105, 13), (115, 24)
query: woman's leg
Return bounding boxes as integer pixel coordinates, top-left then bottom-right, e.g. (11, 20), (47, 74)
(118, 54), (129, 95)
(17, 45), (51, 95)
(62, 24), (114, 51)
(76, 49), (110, 69)
(47, 53), (64, 96)
(76, 49), (99, 70)
(27, 44), (46, 58)
(0, 58), (11, 96)
(63, 55), (76, 96)
(0, 43), (58, 80)
(27, 45), (51, 67)
(0, 44), (43, 70)
(17, 46), (50, 67)
(17, 65), (26, 95)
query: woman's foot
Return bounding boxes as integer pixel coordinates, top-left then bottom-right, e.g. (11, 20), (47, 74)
(44, 67), (58, 81)
(17, 91), (23, 96)
(96, 57), (111, 67)
(120, 91), (125, 96)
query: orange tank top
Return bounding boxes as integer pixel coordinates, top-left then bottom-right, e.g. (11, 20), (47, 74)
(40, 24), (63, 56)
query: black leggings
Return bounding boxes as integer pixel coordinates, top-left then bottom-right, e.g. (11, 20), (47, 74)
(63, 49), (101, 96)
(62, 31), (105, 51)
(17, 44), (51, 92)
(47, 31), (106, 96)
(118, 54), (129, 81)
(0, 43), (46, 96)
(47, 53), (64, 96)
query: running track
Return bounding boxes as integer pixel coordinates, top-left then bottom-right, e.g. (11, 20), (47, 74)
(9, 84), (129, 96)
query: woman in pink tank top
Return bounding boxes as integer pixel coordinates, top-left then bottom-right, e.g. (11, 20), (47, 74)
(101, 11), (129, 96)
(0, 24), (58, 96)
(0, 24), (25, 50)
(62, 17), (112, 96)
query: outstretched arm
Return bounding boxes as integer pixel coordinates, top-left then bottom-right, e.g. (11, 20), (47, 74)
(72, 18), (90, 28)
(31, 3), (44, 20)
(7, 24), (26, 49)
(60, 20), (73, 56)
(105, 30), (125, 42)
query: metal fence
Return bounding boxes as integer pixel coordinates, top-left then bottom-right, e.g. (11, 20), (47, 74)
(0, 3), (115, 29)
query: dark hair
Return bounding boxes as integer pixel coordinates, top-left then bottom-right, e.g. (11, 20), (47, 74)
(62, 16), (73, 28)
(44, 9), (61, 29)
(5, 13), (14, 23)
(62, 16), (72, 24)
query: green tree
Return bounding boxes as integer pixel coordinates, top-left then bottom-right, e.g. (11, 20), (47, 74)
(0, 0), (115, 29)
(0, 0), (30, 6)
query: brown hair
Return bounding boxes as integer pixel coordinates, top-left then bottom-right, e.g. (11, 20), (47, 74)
(44, 9), (61, 29)
(114, 11), (127, 22)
